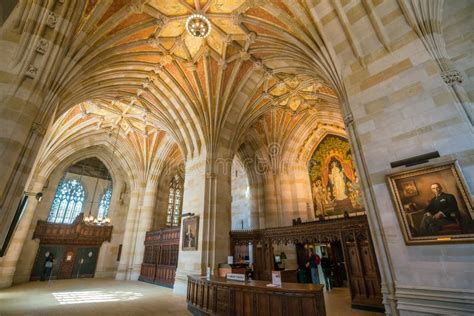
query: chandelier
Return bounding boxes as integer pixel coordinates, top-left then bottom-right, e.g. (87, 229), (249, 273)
(84, 214), (111, 226)
(186, 14), (211, 38)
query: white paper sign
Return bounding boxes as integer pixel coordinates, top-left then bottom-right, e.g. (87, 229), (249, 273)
(272, 271), (282, 287)
(227, 256), (234, 265)
(226, 273), (246, 282)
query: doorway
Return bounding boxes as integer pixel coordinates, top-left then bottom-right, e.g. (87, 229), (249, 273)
(31, 245), (99, 281)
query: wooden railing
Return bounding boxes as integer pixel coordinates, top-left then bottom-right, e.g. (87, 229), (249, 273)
(33, 213), (112, 246)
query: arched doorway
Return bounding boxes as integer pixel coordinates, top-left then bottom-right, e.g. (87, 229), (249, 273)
(30, 158), (114, 281)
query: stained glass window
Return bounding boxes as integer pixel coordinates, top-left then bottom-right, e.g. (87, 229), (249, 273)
(166, 175), (183, 227)
(98, 185), (112, 218)
(47, 178), (86, 224)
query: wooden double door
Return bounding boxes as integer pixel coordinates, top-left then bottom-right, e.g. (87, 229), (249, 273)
(31, 244), (99, 280)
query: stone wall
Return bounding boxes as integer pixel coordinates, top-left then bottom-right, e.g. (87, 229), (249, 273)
(12, 165), (130, 283)
(311, 0), (474, 313)
(231, 159), (251, 230)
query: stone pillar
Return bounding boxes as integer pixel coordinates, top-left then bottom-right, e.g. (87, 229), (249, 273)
(0, 179), (45, 289)
(174, 151), (232, 294)
(116, 186), (142, 280)
(0, 0), (81, 253)
(116, 180), (158, 281)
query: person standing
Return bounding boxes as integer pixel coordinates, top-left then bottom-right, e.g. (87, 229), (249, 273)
(41, 253), (54, 281)
(305, 248), (321, 284)
(321, 252), (332, 291)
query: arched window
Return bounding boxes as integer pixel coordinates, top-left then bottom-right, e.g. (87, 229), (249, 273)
(47, 178), (86, 224)
(98, 186), (112, 219)
(166, 175), (183, 227)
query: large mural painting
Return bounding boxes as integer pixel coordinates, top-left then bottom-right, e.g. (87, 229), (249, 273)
(309, 135), (364, 217)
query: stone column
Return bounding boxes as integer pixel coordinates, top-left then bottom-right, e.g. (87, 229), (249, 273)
(115, 186), (142, 280)
(116, 179), (158, 281)
(0, 179), (45, 289)
(174, 150), (232, 294)
(0, 0), (82, 253)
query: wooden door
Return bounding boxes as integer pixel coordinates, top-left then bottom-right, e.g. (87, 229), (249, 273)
(343, 231), (383, 310)
(30, 245), (65, 281)
(71, 247), (99, 278)
(254, 243), (273, 281)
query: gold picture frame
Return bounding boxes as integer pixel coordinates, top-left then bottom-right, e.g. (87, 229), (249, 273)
(386, 160), (474, 245)
(182, 216), (199, 251)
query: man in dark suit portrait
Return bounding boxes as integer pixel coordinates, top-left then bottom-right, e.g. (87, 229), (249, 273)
(419, 183), (460, 235)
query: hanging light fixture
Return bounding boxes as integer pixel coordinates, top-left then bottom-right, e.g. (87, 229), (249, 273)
(83, 159), (112, 226)
(186, 14), (211, 38)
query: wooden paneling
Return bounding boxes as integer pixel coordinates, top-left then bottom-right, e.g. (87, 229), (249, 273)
(230, 215), (384, 312)
(139, 227), (180, 288)
(343, 232), (383, 309)
(31, 214), (111, 281)
(187, 276), (325, 316)
(33, 214), (112, 246)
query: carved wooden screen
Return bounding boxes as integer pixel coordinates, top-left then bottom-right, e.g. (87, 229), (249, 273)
(139, 227), (180, 288)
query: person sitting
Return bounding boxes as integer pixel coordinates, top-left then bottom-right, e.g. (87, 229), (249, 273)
(419, 183), (461, 236)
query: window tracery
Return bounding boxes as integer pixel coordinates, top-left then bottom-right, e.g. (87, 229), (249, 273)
(47, 178), (86, 224)
(98, 186), (112, 219)
(166, 175), (183, 227)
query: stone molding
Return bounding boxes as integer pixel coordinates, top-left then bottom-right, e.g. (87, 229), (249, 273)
(25, 64), (38, 78)
(35, 39), (48, 55)
(31, 122), (46, 136)
(441, 69), (464, 86)
(396, 285), (474, 315)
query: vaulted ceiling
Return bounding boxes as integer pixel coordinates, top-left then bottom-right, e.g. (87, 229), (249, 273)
(20, 0), (360, 163)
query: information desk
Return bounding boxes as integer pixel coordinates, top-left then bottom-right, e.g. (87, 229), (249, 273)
(187, 275), (325, 316)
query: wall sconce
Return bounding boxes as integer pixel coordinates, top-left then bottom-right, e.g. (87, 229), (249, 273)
(25, 191), (43, 202)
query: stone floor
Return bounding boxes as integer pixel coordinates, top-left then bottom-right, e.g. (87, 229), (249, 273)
(0, 279), (383, 315)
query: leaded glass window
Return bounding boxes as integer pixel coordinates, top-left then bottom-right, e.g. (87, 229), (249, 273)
(47, 178), (86, 224)
(166, 175), (183, 227)
(98, 185), (112, 218)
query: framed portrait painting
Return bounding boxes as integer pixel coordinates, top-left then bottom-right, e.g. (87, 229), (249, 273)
(182, 216), (199, 251)
(386, 160), (474, 245)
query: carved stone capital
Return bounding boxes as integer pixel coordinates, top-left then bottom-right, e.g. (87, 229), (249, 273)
(186, 62), (197, 71)
(160, 54), (173, 66)
(441, 70), (463, 85)
(129, 0), (149, 14)
(32, 122), (46, 136)
(252, 60), (264, 71)
(36, 39), (49, 55)
(25, 64), (38, 78)
(246, 32), (257, 44)
(147, 37), (160, 48)
(205, 172), (216, 179)
(154, 16), (168, 27)
(232, 13), (242, 26)
(239, 51), (251, 61)
(46, 11), (58, 28)
(218, 59), (227, 70)
(343, 112), (354, 125)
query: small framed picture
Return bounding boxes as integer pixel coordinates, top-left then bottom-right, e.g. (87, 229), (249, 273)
(182, 216), (199, 251)
(386, 160), (474, 245)
(401, 180), (418, 197)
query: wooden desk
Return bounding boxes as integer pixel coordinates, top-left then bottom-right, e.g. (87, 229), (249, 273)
(187, 275), (325, 316)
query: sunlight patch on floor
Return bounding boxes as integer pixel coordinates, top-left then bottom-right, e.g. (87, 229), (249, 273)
(52, 290), (143, 304)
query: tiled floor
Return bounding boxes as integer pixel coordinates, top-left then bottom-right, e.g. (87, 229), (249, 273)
(0, 279), (383, 315)
(324, 287), (384, 316)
